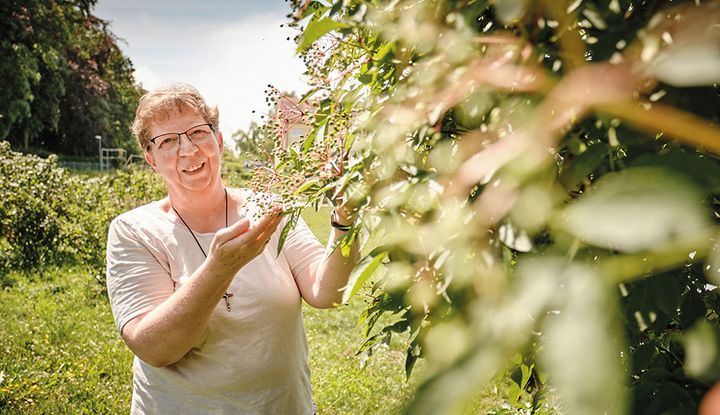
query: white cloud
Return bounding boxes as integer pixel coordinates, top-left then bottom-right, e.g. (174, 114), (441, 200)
(133, 65), (162, 91)
(97, 2), (309, 140)
(202, 15), (309, 136)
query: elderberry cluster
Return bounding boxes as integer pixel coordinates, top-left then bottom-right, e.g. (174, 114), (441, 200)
(243, 85), (349, 214)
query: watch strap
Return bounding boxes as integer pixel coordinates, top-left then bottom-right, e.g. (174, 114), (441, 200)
(330, 210), (352, 231)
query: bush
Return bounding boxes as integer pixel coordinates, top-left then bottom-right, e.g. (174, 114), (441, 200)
(276, 1), (720, 414)
(0, 141), (165, 279)
(0, 142), (70, 270)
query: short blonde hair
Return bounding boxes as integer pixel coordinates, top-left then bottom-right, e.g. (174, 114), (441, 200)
(132, 83), (219, 150)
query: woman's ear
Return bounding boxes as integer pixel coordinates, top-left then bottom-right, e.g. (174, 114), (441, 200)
(144, 150), (158, 172)
(217, 131), (224, 150)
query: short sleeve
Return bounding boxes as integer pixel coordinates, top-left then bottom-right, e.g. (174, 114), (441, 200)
(280, 216), (325, 275)
(106, 216), (174, 334)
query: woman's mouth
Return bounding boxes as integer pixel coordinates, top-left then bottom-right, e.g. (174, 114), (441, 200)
(182, 162), (205, 173)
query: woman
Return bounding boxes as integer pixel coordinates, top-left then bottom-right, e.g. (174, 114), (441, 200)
(106, 83), (358, 414)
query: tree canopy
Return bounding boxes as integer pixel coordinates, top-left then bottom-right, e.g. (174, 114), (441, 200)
(0, 0), (143, 156)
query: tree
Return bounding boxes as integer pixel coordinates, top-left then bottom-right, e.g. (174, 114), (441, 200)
(0, 0), (70, 149)
(47, 10), (143, 155)
(0, 0), (143, 156)
(233, 120), (273, 159)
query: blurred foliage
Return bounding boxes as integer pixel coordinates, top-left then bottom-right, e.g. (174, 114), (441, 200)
(234, 120), (274, 160)
(0, 141), (165, 277)
(250, 0), (720, 413)
(0, 0), (143, 156)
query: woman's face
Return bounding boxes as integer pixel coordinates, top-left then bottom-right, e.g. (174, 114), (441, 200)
(144, 108), (223, 197)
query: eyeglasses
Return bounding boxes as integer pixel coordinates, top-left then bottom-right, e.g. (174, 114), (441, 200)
(148, 123), (215, 151)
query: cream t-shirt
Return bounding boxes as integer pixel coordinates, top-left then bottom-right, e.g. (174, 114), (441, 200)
(106, 194), (325, 414)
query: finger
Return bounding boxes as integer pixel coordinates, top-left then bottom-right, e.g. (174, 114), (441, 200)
(214, 218), (250, 244)
(255, 215), (282, 245)
(221, 213), (277, 251)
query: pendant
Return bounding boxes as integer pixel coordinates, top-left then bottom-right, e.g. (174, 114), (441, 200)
(222, 292), (234, 312)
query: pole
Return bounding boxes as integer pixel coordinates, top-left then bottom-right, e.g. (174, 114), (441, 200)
(95, 135), (102, 170)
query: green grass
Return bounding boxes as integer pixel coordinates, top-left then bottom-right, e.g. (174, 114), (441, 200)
(303, 206), (418, 414)
(0, 266), (133, 413)
(305, 299), (417, 414)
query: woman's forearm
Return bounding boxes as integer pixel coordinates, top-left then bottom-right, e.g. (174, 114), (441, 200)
(121, 260), (233, 367)
(304, 227), (360, 308)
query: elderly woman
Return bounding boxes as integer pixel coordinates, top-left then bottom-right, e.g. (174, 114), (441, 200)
(105, 83), (358, 414)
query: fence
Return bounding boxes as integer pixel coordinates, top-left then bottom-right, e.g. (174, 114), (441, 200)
(58, 152), (148, 171)
(58, 160), (102, 170)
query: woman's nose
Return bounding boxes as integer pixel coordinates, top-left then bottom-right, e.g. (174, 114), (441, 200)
(177, 133), (198, 156)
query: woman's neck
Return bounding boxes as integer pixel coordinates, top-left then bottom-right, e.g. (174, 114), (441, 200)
(167, 184), (227, 233)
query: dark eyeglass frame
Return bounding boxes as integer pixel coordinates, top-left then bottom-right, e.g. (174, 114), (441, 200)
(147, 123), (215, 150)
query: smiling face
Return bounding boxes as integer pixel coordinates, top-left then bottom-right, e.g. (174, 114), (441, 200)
(144, 107), (224, 198)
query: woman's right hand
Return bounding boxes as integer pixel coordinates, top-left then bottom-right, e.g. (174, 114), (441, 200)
(207, 212), (283, 277)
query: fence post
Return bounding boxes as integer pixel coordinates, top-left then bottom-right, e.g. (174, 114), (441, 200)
(95, 135), (103, 170)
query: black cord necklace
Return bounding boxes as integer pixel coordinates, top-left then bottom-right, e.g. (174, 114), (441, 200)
(171, 187), (233, 312)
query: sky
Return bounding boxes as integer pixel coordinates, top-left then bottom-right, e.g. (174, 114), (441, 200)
(94, 0), (309, 140)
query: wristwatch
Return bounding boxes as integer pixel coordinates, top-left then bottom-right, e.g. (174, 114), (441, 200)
(330, 209), (352, 231)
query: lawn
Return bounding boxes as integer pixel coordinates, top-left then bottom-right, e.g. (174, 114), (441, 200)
(0, 207), (417, 414)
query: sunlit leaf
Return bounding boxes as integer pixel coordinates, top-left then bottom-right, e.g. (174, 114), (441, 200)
(560, 167), (709, 252)
(493, 0), (530, 25)
(684, 319), (720, 382)
(631, 151), (720, 194)
(707, 237), (720, 287)
(276, 209), (301, 255)
(539, 261), (626, 415)
(342, 248), (388, 303)
(297, 18), (348, 53)
(498, 221), (532, 252)
(652, 46), (720, 87)
(636, 3), (720, 87)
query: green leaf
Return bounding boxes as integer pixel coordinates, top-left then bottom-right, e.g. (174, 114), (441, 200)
(507, 376), (522, 403)
(684, 319), (720, 382)
(297, 18), (348, 53)
(643, 383), (696, 414)
(622, 273), (682, 333)
(539, 261), (626, 415)
(329, 0), (344, 16)
(342, 249), (388, 303)
(560, 167), (709, 252)
(298, 87), (320, 105)
(373, 42), (395, 62)
(679, 289), (706, 330)
(630, 342), (657, 372)
(302, 118), (326, 152)
(630, 150), (720, 194)
(405, 342), (421, 379)
(294, 178), (321, 195)
(276, 209), (301, 255)
(558, 143), (610, 190)
(520, 361), (533, 390)
(295, 1), (329, 20)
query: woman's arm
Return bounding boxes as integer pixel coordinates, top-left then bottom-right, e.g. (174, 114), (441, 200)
(293, 207), (360, 309)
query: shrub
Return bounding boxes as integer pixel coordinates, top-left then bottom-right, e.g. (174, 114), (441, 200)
(0, 141), (165, 278)
(0, 141), (70, 270)
(261, 1), (720, 414)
